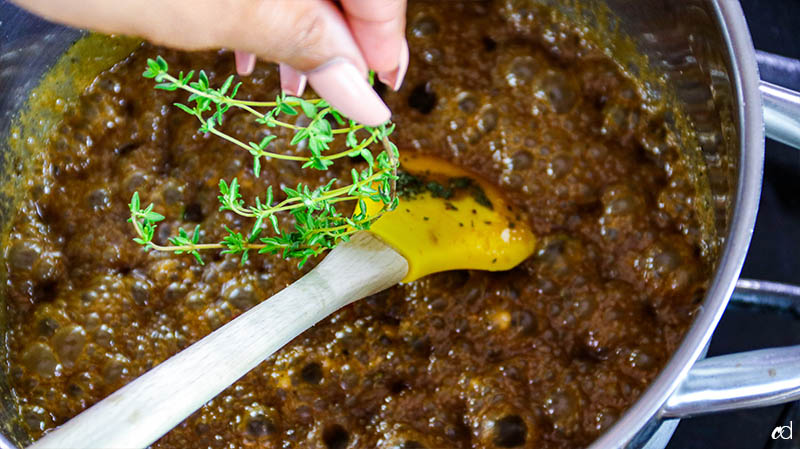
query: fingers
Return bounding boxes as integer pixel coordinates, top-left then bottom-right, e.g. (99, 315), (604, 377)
(378, 39), (408, 92)
(223, 0), (391, 124)
(279, 63), (307, 97)
(222, 0), (370, 74)
(307, 59), (390, 127)
(235, 0), (390, 125)
(234, 51), (256, 76)
(341, 0), (409, 90)
(340, 0), (407, 71)
(12, 0), (391, 126)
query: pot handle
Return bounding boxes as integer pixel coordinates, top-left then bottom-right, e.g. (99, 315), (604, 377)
(758, 50), (800, 149)
(662, 279), (800, 418)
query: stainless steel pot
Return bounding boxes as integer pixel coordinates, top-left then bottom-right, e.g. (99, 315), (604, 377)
(2, 0), (800, 448)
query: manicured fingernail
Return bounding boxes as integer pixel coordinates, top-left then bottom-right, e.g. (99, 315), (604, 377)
(279, 64), (307, 96)
(308, 59), (391, 127)
(378, 39), (409, 91)
(234, 51), (256, 76)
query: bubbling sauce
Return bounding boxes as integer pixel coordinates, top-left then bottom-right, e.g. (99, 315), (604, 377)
(4, 1), (709, 447)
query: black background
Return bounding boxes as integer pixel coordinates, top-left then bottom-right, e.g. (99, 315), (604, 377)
(665, 1), (800, 448)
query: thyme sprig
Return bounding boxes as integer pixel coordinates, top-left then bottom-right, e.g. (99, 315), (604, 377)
(129, 56), (399, 267)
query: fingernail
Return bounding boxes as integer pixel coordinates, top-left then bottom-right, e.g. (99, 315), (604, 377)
(377, 39), (409, 91)
(234, 51), (256, 76)
(279, 64), (308, 96)
(308, 59), (391, 127)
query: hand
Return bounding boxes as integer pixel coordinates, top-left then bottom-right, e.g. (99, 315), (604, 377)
(12, 0), (408, 126)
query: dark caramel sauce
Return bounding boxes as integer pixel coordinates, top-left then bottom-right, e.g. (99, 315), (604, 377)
(4, 1), (709, 447)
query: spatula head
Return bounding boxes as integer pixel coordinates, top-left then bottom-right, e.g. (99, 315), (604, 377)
(364, 154), (536, 282)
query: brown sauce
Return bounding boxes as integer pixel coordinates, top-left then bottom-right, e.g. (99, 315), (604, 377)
(4, 1), (710, 447)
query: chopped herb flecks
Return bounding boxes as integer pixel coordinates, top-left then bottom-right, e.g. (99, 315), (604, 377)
(396, 171), (493, 210)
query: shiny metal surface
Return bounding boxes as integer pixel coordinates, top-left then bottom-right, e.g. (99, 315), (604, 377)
(757, 49), (800, 89)
(1, 2), (83, 447)
(0, 0), (796, 448)
(0, 5), (84, 448)
(0, 2), (83, 140)
(665, 345), (800, 417)
(756, 49), (800, 152)
(590, 0), (765, 446)
(660, 279), (800, 419)
(730, 278), (800, 311)
(761, 81), (800, 149)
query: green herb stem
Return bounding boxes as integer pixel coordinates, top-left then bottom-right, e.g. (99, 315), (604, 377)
(205, 123), (308, 162)
(131, 56), (400, 267)
(160, 73), (325, 109)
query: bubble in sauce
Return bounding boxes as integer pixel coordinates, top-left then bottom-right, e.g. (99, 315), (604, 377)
(22, 342), (60, 378)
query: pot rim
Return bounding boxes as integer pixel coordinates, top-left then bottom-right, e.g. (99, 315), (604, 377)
(589, 0), (765, 447)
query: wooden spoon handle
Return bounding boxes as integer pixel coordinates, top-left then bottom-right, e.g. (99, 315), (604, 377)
(28, 232), (408, 449)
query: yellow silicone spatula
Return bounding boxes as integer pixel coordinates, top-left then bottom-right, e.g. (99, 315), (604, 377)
(362, 154), (535, 282)
(29, 155), (537, 449)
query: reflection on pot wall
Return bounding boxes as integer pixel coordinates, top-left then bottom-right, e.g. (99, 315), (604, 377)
(530, 0), (742, 446)
(0, 4), (81, 244)
(547, 0), (738, 263)
(605, 0), (738, 256)
(0, 4), (139, 446)
(0, 4), (82, 446)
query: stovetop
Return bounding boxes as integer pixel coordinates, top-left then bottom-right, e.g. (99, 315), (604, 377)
(665, 1), (800, 448)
